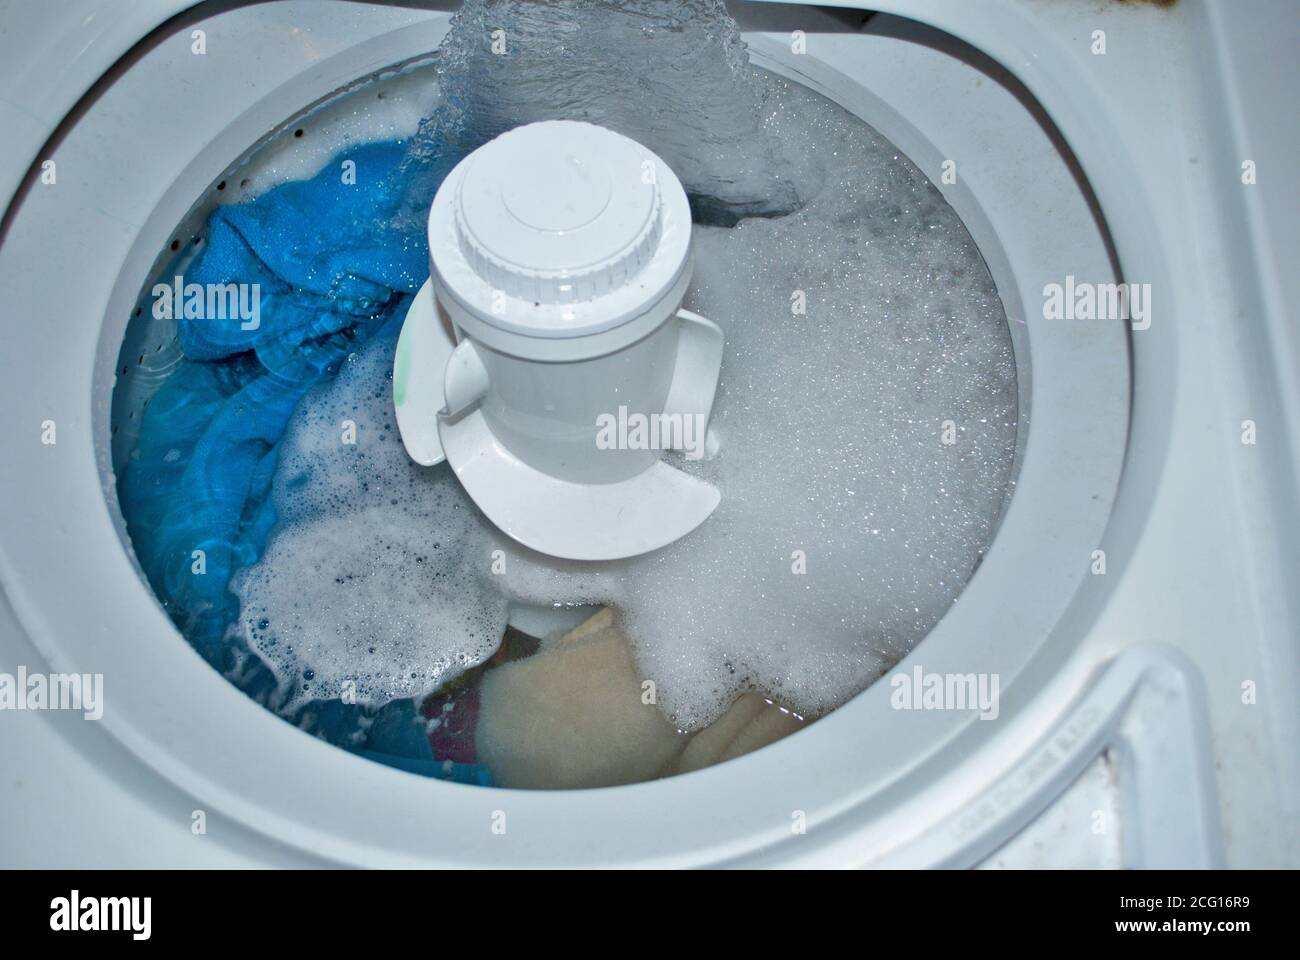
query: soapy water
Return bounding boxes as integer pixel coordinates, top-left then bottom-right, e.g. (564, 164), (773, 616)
(395, 0), (811, 229)
(237, 323), (509, 706)
(122, 0), (1018, 760)
(233, 88), (1017, 728)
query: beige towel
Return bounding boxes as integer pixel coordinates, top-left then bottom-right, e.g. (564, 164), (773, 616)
(475, 608), (804, 789)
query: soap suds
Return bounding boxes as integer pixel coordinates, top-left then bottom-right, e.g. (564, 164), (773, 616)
(233, 330), (510, 707)
(235, 74), (1018, 728)
(397, 0), (810, 228)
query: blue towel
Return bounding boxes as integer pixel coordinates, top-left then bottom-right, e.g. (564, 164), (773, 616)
(120, 138), (490, 783)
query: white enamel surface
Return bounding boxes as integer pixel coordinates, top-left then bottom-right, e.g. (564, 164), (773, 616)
(0, 1), (1134, 867)
(0, 0), (1295, 869)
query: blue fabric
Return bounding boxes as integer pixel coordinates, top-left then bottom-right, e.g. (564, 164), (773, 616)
(120, 138), (490, 784)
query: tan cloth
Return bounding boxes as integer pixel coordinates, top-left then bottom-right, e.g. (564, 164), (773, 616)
(667, 690), (802, 776)
(475, 608), (803, 789)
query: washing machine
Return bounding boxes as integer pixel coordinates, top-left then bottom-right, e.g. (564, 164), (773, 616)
(0, 0), (1296, 869)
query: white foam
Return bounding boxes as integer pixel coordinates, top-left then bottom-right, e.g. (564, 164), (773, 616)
(234, 74), (1018, 729)
(397, 0), (809, 225)
(498, 78), (1018, 728)
(232, 332), (509, 708)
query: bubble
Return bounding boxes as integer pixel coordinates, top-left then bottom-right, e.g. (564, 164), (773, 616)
(234, 74), (1016, 731)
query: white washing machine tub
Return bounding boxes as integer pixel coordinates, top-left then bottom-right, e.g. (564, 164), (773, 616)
(4, 0), (1293, 868)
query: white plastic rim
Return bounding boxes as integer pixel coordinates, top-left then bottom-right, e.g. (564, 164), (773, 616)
(0, 1), (1138, 867)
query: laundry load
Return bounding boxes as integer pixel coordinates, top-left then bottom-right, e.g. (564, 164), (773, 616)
(117, 0), (811, 780)
(116, 0), (1019, 788)
(119, 141), (489, 784)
